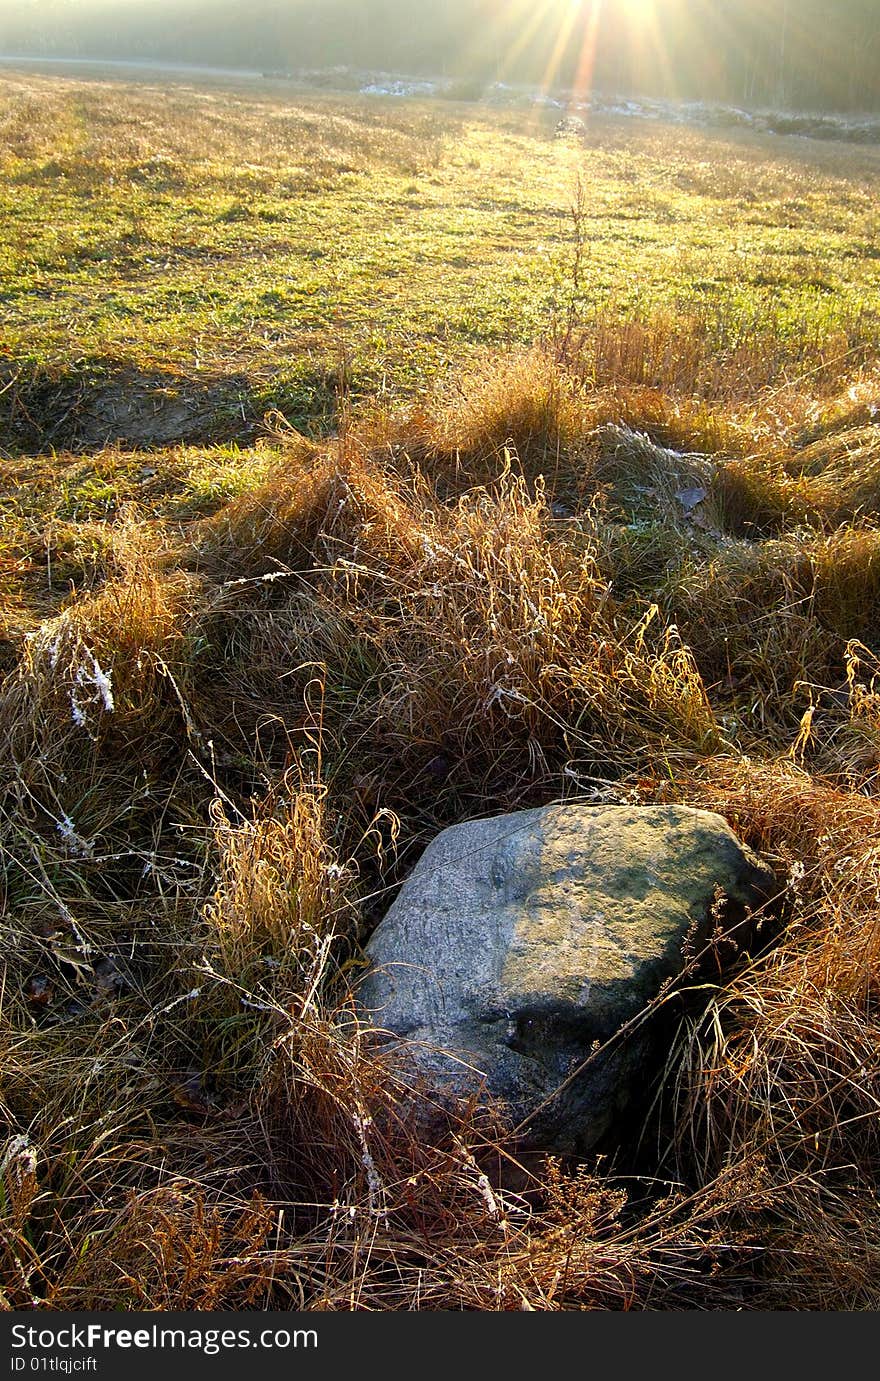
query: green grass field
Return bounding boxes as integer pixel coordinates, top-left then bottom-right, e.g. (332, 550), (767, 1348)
(2, 69), (880, 1311)
(2, 70), (878, 443)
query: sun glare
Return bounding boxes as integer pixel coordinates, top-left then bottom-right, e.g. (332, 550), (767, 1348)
(567, 0), (654, 13)
(480, 0), (669, 106)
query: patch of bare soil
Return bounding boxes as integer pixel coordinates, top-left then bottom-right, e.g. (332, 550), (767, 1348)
(0, 365), (258, 453)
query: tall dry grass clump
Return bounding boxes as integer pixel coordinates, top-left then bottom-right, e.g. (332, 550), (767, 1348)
(0, 522), (201, 884)
(3, 314), (880, 1309)
(190, 440), (719, 842)
(658, 758), (880, 1307)
(424, 350), (593, 484)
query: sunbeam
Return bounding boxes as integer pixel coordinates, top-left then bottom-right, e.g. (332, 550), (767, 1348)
(471, 0), (677, 105)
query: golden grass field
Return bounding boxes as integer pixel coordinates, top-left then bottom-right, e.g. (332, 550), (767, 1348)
(1, 69), (880, 1310)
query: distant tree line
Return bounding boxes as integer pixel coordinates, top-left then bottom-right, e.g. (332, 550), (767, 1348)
(2, 0), (879, 113)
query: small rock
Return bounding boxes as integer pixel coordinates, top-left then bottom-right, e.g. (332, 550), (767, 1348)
(675, 486), (708, 512)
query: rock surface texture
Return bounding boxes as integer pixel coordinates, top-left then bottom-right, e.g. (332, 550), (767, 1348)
(357, 803), (774, 1154)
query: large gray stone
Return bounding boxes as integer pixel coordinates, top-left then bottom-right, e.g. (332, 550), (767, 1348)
(356, 803), (774, 1154)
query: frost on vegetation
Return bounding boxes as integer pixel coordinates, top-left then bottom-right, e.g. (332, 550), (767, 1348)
(788, 859), (807, 896)
(44, 633), (64, 672)
(485, 682), (529, 712)
(454, 1139), (502, 1222)
(351, 1109), (386, 1218)
(70, 651), (115, 729)
(1, 1134), (37, 1185)
(30, 622), (115, 732)
(55, 813), (94, 858)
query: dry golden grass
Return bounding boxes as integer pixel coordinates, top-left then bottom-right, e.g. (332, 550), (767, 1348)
(0, 71), (447, 188)
(3, 318), (880, 1311)
(4, 70), (880, 1310)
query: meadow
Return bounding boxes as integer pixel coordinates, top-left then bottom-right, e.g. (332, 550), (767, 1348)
(1, 69), (880, 1310)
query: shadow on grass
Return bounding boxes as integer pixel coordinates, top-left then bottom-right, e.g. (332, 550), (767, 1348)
(0, 360), (349, 454)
